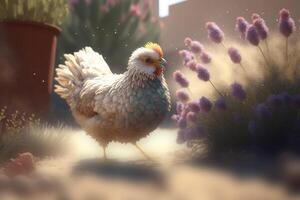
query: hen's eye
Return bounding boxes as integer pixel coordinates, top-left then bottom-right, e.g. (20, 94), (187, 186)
(145, 58), (152, 63)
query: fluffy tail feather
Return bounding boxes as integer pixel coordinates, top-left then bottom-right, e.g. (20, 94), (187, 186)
(54, 47), (111, 107)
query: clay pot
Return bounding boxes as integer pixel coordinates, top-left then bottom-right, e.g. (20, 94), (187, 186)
(0, 20), (61, 117)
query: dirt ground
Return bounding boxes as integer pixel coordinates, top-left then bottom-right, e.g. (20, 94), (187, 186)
(1, 128), (300, 200)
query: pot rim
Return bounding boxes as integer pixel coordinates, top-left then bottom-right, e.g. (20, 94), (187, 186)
(0, 19), (61, 35)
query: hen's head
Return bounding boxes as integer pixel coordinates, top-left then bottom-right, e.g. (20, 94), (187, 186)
(128, 42), (167, 77)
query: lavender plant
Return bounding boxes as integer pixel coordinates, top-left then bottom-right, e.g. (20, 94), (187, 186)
(173, 8), (300, 159)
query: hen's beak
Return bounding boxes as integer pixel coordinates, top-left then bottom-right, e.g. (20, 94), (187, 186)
(154, 58), (167, 76)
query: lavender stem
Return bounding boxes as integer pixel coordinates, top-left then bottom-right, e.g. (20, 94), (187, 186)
(257, 45), (269, 69)
(209, 80), (223, 97)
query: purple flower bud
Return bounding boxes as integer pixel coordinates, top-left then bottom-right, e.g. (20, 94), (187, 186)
(253, 18), (269, 40)
(186, 60), (197, 71)
(236, 17), (249, 39)
(190, 40), (204, 54)
(173, 70), (189, 88)
(188, 101), (201, 113)
(228, 47), (242, 63)
(171, 114), (180, 122)
(206, 22), (224, 43)
(279, 18), (295, 38)
(279, 8), (290, 20)
(267, 95), (283, 107)
(231, 82), (246, 101)
(186, 112), (197, 122)
(279, 9), (295, 37)
(176, 89), (190, 102)
(184, 37), (192, 47)
(199, 97), (212, 113)
(196, 65), (210, 81)
(179, 49), (190, 57)
(176, 129), (186, 144)
(236, 17), (249, 33)
(200, 51), (212, 64)
(176, 102), (184, 114)
(177, 116), (187, 129)
(255, 103), (271, 118)
(179, 50), (194, 65)
(251, 13), (261, 21)
(215, 97), (227, 110)
(246, 25), (260, 46)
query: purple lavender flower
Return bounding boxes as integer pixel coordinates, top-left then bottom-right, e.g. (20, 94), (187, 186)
(267, 94), (283, 107)
(253, 18), (269, 40)
(206, 22), (224, 43)
(196, 65), (210, 81)
(187, 112), (197, 122)
(215, 97), (227, 110)
(251, 13), (261, 21)
(279, 8), (295, 37)
(236, 17), (249, 39)
(186, 60), (197, 71)
(171, 114), (180, 122)
(177, 116), (187, 129)
(176, 89), (190, 102)
(173, 70), (189, 88)
(179, 49), (190, 57)
(199, 97), (212, 113)
(246, 25), (260, 46)
(188, 101), (201, 113)
(279, 8), (290, 20)
(279, 18), (295, 38)
(200, 51), (212, 64)
(176, 102), (184, 114)
(184, 37), (192, 47)
(255, 103), (271, 118)
(179, 50), (194, 65)
(190, 41), (204, 54)
(231, 82), (246, 101)
(228, 47), (242, 63)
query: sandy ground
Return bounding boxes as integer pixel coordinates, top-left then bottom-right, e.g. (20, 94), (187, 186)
(1, 128), (300, 200)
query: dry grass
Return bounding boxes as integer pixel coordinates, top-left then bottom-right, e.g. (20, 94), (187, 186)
(0, 108), (72, 164)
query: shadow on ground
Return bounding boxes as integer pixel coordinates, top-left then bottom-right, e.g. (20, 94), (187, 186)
(72, 159), (166, 186)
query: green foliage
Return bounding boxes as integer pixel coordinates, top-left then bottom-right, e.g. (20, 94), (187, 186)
(58, 0), (160, 73)
(0, 0), (69, 26)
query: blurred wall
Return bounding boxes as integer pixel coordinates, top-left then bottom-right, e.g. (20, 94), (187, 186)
(153, 0), (300, 53)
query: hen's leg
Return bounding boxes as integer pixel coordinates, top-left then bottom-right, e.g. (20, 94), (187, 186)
(134, 143), (153, 161)
(102, 145), (107, 160)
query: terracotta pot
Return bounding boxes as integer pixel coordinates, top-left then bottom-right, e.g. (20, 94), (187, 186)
(0, 20), (61, 117)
